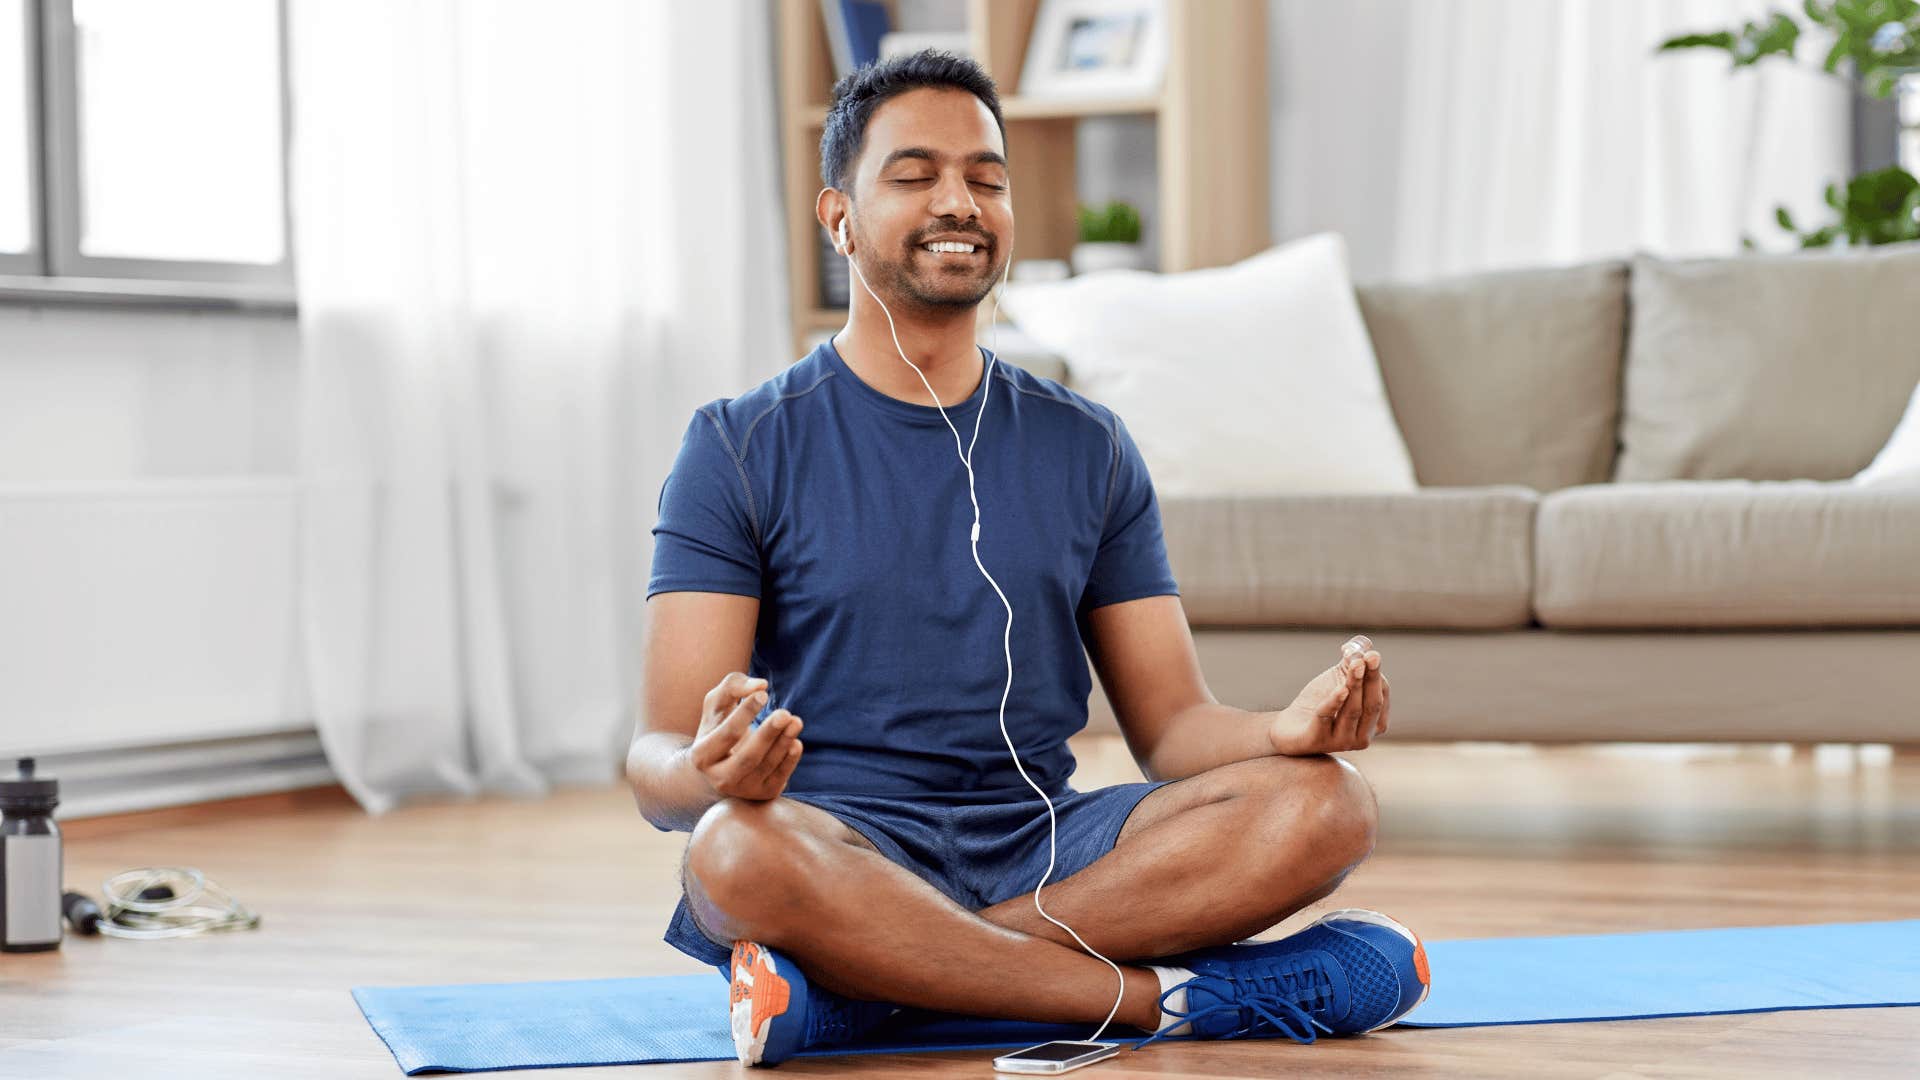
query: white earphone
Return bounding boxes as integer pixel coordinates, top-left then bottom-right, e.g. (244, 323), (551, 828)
(833, 207), (1126, 1042)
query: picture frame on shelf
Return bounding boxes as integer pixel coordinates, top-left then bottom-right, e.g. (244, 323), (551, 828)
(1019, 0), (1167, 101)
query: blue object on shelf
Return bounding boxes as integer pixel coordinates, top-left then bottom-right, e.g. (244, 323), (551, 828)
(821, 0), (891, 77)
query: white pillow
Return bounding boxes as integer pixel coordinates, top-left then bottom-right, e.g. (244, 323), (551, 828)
(1000, 232), (1418, 496)
(1853, 376), (1920, 487)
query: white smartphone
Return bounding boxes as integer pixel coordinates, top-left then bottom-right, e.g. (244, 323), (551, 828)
(992, 1040), (1121, 1074)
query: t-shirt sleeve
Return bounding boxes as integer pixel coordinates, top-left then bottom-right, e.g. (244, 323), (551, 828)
(647, 407), (763, 600)
(1078, 413), (1180, 615)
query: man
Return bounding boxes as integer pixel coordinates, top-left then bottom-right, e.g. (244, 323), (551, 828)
(629, 51), (1428, 1068)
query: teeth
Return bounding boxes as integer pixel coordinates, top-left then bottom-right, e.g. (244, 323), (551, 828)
(923, 241), (976, 253)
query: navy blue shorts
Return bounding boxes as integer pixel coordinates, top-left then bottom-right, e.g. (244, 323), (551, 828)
(664, 780), (1175, 975)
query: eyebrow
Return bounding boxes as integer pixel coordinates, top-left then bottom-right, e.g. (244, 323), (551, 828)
(877, 146), (1009, 171)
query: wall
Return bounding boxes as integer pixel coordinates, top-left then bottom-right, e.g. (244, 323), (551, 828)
(1072, 0), (1413, 282)
(1265, 0), (1413, 282)
(0, 303), (317, 814)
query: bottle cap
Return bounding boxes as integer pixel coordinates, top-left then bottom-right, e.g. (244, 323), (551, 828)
(0, 758), (59, 814)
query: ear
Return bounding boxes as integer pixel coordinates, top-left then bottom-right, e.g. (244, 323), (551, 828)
(816, 188), (851, 256)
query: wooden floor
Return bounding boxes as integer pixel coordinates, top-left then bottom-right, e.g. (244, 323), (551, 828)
(4, 735), (1918, 1078)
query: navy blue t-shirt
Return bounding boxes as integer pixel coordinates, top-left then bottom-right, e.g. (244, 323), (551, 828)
(647, 338), (1179, 800)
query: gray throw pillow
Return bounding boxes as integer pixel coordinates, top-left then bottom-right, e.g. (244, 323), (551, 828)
(1356, 259), (1627, 492)
(1616, 240), (1920, 482)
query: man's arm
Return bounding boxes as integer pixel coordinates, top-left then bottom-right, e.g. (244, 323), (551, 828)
(1084, 596), (1391, 780)
(1083, 595), (1275, 781)
(627, 591), (763, 831)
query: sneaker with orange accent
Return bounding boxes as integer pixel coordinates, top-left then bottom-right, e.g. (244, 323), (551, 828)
(728, 940), (899, 1066)
(1133, 908), (1432, 1048)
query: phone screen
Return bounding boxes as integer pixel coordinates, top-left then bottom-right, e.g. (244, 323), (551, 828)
(1011, 1041), (1109, 1062)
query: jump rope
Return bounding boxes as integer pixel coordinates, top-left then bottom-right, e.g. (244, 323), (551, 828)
(833, 213), (1132, 1041)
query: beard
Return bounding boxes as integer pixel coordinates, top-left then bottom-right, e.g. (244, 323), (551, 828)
(867, 238), (1002, 313)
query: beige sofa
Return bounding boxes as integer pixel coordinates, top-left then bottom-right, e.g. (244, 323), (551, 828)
(1034, 242), (1920, 744)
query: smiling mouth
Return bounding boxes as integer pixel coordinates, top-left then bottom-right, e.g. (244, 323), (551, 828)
(918, 240), (988, 257)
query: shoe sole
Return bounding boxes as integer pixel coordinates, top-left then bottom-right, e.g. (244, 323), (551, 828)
(729, 941), (793, 1066)
(1314, 908), (1431, 1032)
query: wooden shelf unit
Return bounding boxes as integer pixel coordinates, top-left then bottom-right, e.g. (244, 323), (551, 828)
(774, 0), (1270, 358)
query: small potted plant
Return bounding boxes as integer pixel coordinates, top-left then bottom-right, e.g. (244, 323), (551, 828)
(1072, 200), (1147, 275)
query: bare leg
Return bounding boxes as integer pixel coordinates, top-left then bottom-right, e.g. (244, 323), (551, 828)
(683, 753), (1376, 1031)
(974, 754), (1378, 959)
(686, 797), (1165, 1030)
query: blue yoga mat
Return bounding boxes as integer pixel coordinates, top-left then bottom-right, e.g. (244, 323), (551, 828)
(352, 918), (1920, 1074)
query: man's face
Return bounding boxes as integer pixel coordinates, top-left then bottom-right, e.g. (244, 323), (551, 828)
(845, 87), (1013, 313)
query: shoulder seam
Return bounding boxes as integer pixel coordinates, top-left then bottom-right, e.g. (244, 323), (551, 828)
(697, 406), (763, 550)
(740, 369), (837, 462)
(710, 369), (837, 552)
(992, 371), (1113, 431)
(993, 372), (1122, 531)
(1099, 413), (1121, 535)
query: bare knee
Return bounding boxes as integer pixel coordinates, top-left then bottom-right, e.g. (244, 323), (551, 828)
(1322, 755), (1379, 861)
(1248, 755), (1378, 877)
(685, 798), (814, 938)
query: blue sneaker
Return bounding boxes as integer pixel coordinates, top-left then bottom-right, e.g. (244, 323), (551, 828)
(728, 940), (899, 1066)
(1134, 908), (1431, 1048)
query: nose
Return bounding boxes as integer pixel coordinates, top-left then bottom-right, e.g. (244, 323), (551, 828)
(926, 170), (982, 225)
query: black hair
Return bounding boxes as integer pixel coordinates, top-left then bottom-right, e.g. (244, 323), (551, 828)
(819, 49), (1006, 193)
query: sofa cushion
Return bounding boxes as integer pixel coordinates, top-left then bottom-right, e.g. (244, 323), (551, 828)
(1086, 628), (1920, 742)
(1615, 241), (1920, 482)
(1160, 486), (1537, 629)
(1001, 233), (1419, 497)
(1535, 480), (1920, 628)
(1355, 258), (1627, 492)
(1853, 373), (1920, 487)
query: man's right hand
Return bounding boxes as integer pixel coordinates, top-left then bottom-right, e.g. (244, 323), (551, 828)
(688, 672), (804, 801)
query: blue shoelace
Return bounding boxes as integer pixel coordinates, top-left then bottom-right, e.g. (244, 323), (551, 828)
(1130, 953), (1339, 1050)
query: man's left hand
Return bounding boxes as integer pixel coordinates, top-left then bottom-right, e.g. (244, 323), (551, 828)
(1267, 634), (1390, 756)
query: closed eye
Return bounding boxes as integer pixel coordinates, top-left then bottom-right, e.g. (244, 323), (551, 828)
(890, 178), (1006, 191)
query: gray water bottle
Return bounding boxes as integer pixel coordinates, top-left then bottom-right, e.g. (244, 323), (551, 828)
(1, 758), (62, 952)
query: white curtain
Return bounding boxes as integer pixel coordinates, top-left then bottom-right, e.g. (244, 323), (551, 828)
(286, 0), (789, 813)
(1272, 0), (1854, 282)
(1391, 0), (1852, 279)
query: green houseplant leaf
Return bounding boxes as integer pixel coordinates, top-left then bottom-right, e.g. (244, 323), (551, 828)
(1660, 0), (1920, 246)
(1076, 200), (1143, 244)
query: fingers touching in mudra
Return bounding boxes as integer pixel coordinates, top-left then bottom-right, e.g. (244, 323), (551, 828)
(1269, 634), (1391, 756)
(691, 672), (804, 801)
(691, 635), (1389, 795)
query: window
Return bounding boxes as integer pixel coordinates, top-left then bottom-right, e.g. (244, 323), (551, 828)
(1902, 73), (1920, 178)
(0, 0), (290, 288)
(0, 0), (35, 271)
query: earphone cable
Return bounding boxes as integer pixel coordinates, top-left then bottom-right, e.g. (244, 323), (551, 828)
(95, 866), (262, 940)
(841, 230), (1129, 1044)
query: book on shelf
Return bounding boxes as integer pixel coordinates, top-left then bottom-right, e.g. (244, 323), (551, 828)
(820, 0), (890, 78)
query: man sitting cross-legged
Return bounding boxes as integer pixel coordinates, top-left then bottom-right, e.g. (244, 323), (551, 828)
(626, 49), (1429, 1068)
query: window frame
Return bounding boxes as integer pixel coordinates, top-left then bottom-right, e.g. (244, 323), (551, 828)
(0, 0), (41, 274)
(10, 0), (295, 291)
